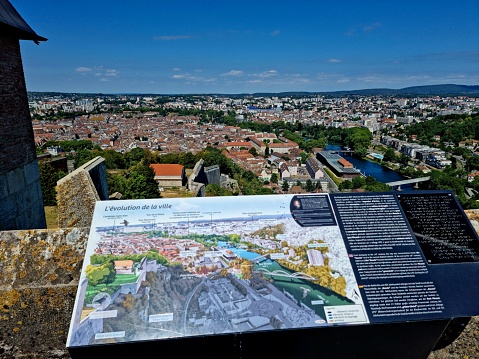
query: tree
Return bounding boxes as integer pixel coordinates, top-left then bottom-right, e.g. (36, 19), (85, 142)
(124, 160), (161, 199)
(102, 149), (126, 169)
(344, 127), (373, 154)
(339, 179), (353, 190)
(352, 176), (366, 189)
(107, 172), (128, 196)
(85, 261), (116, 286)
(248, 147), (258, 157)
(300, 152), (309, 164)
(39, 161), (66, 206)
(281, 180), (290, 192)
(383, 148), (397, 163)
(305, 179), (315, 192)
(74, 149), (94, 168)
(240, 260), (253, 280)
(270, 173), (279, 184)
(398, 154), (409, 166)
(179, 152), (197, 168)
(205, 183), (232, 196)
(124, 147), (146, 167)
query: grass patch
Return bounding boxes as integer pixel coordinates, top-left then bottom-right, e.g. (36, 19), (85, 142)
(161, 189), (195, 198)
(44, 206), (58, 228)
(323, 168), (342, 186)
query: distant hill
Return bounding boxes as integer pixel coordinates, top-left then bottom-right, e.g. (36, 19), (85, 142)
(247, 85), (479, 98)
(29, 84), (479, 98)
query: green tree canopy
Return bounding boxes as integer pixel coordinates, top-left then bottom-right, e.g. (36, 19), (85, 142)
(123, 160), (161, 199)
(343, 127), (373, 154)
(39, 161), (66, 206)
(124, 147), (147, 167)
(270, 173), (279, 184)
(383, 148), (397, 163)
(85, 261), (116, 287)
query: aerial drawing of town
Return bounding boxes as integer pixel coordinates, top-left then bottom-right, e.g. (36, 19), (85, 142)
(67, 194), (368, 347)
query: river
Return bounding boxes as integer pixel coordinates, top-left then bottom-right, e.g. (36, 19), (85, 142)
(217, 242), (352, 317)
(325, 144), (406, 185)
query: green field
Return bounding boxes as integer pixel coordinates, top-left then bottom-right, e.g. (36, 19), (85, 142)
(84, 274), (140, 305)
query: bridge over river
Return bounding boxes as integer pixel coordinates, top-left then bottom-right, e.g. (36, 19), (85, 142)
(386, 176), (430, 190)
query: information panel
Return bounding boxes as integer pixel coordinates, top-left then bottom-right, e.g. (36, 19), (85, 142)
(67, 191), (479, 349)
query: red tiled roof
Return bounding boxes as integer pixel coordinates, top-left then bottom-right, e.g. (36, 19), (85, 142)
(150, 164), (184, 176)
(338, 158), (353, 168)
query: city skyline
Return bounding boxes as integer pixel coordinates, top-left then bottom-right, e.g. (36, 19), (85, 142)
(12, 0), (479, 94)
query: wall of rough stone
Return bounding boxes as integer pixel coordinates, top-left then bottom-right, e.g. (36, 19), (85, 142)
(56, 158), (106, 228)
(0, 228), (88, 359)
(0, 34), (46, 230)
(0, 34), (37, 174)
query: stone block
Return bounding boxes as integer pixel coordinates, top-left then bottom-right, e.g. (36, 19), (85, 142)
(6, 167), (25, 194)
(0, 174), (8, 198)
(0, 228), (88, 358)
(0, 195), (16, 231)
(24, 160), (41, 186)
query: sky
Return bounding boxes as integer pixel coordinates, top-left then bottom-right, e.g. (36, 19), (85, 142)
(10, 0), (479, 94)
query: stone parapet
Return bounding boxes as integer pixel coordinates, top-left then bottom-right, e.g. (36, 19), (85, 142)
(56, 157), (106, 228)
(0, 228), (88, 358)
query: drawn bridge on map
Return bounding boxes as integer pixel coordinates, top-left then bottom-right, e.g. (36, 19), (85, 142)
(255, 268), (316, 281)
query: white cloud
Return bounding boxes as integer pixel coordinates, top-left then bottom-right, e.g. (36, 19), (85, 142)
(222, 70), (244, 76)
(94, 73), (102, 77)
(328, 58), (342, 63)
(271, 30), (281, 36)
(105, 69), (119, 77)
(258, 70), (278, 78)
(171, 73), (215, 83)
(172, 67), (181, 71)
(75, 67), (92, 72)
(100, 78), (110, 82)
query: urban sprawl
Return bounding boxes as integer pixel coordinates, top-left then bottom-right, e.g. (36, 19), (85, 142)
(31, 93), (479, 201)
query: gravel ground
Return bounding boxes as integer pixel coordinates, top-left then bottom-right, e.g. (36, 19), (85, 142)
(428, 316), (479, 359)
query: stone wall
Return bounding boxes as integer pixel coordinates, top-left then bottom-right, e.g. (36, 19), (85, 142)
(81, 158), (108, 201)
(204, 165), (220, 186)
(56, 157), (106, 228)
(0, 34), (46, 230)
(0, 34), (37, 174)
(0, 228), (88, 358)
(0, 161), (46, 231)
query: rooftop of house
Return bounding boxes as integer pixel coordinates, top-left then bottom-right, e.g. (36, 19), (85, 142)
(150, 163), (185, 177)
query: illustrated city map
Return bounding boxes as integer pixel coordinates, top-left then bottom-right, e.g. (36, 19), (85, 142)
(67, 194), (368, 347)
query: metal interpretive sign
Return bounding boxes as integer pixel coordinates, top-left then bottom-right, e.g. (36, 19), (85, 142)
(67, 191), (479, 358)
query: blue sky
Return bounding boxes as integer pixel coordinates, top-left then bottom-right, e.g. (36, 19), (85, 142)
(11, 0), (479, 94)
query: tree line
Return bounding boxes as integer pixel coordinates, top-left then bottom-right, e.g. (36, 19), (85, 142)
(39, 143), (277, 205)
